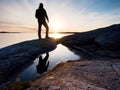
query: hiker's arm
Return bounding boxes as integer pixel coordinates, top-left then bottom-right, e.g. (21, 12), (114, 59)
(45, 10), (49, 22)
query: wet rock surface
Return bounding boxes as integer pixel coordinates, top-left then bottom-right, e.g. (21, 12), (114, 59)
(0, 39), (56, 85)
(28, 60), (120, 90)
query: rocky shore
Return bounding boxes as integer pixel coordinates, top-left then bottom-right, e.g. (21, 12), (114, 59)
(0, 39), (56, 85)
(27, 59), (120, 90)
(0, 24), (120, 90)
(26, 24), (120, 90)
(60, 24), (120, 59)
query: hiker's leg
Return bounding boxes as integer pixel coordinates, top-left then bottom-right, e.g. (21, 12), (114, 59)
(43, 22), (49, 38)
(38, 22), (42, 39)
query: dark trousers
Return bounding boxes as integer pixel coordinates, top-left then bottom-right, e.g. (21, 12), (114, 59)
(38, 21), (49, 39)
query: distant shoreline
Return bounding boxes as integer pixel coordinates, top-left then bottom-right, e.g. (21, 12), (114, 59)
(0, 32), (77, 34)
(0, 31), (21, 33)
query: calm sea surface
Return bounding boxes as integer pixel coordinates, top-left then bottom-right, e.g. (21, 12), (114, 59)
(0, 33), (80, 81)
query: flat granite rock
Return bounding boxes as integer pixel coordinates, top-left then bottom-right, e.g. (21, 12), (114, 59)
(113, 63), (120, 75)
(28, 60), (120, 90)
(0, 39), (56, 85)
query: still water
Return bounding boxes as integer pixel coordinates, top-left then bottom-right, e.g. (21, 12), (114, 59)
(0, 33), (80, 81)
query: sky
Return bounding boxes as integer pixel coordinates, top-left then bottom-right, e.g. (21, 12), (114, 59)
(0, 0), (120, 32)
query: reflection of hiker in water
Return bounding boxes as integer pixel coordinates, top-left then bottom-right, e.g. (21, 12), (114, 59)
(36, 53), (49, 74)
(35, 3), (49, 39)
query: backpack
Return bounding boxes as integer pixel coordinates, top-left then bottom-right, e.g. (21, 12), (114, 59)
(35, 9), (39, 18)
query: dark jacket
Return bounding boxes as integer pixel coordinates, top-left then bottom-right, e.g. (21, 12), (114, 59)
(35, 8), (48, 22)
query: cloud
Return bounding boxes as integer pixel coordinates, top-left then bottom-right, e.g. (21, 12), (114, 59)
(77, 8), (120, 31)
(38, 0), (120, 31)
(0, 0), (38, 31)
(0, 0), (120, 32)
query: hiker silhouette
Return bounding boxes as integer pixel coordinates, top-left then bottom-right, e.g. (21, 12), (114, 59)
(36, 53), (49, 74)
(35, 3), (49, 39)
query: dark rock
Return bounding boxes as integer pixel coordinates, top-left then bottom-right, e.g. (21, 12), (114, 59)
(60, 24), (120, 58)
(95, 31), (120, 50)
(0, 39), (56, 85)
(61, 24), (120, 46)
(0, 81), (30, 90)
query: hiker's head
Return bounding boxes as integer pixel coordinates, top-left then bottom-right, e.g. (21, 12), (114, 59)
(39, 3), (43, 8)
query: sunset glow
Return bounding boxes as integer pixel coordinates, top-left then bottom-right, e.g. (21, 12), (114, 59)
(50, 33), (65, 39)
(0, 0), (120, 32)
(50, 19), (62, 32)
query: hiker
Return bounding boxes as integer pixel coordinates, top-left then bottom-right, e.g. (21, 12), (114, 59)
(35, 3), (49, 39)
